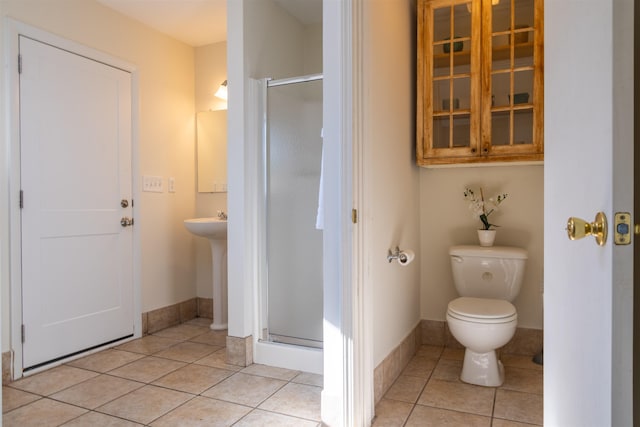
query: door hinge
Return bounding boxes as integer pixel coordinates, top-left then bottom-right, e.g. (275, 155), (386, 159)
(352, 209), (358, 224)
(18, 54), (22, 74)
(19, 190), (23, 209)
(21, 325), (25, 343)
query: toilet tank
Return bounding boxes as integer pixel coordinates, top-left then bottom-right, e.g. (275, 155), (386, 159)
(449, 245), (528, 301)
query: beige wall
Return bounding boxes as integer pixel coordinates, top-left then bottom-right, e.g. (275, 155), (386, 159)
(420, 165), (544, 329)
(194, 41), (228, 299)
(364, 0), (422, 367)
(0, 0), (197, 351)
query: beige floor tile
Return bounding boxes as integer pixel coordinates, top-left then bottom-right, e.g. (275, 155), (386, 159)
(202, 372), (286, 407)
(241, 364), (299, 381)
(236, 408), (319, 426)
(492, 419), (541, 427)
(431, 358), (463, 382)
(10, 365), (98, 396)
(115, 336), (181, 355)
(501, 367), (543, 394)
(108, 356), (186, 383)
(152, 324), (209, 341)
(194, 348), (242, 372)
(152, 364), (233, 394)
(3, 397), (87, 426)
(402, 355), (437, 378)
(417, 379), (495, 417)
(501, 354), (543, 371)
(415, 345), (444, 359)
(185, 317), (214, 327)
(372, 398), (414, 427)
(384, 375), (427, 403)
(441, 347), (465, 361)
(62, 411), (144, 426)
(153, 341), (218, 363)
(493, 389), (543, 425)
(188, 330), (228, 346)
(2, 386), (40, 413)
(292, 372), (323, 387)
(405, 405), (491, 427)
(66, 349), (145, 373)
(51, 374), (143, 409)
(150, 396), (251, 426)
(96, 385), (192, 425)
(259, 382), (322, 421)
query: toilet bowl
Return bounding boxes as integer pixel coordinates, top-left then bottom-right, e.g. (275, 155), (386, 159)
(447, 246), (527, 387)
(447, 297), (517, 386)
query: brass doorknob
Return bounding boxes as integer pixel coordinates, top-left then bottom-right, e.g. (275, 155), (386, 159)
(566, 212), (607, 246)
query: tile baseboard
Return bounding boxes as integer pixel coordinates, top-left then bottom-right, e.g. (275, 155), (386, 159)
(373, 320), (543, 404)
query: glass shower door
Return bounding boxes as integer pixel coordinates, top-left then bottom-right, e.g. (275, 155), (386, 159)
(265, 77), (323, 348)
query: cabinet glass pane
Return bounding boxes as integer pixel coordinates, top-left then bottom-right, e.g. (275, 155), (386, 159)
(514, 0), (535, 28)
(492, 72), (510, 107)
(433, 7), (451, 42)
(433, 79), (450, 113)
(434, 55), (450, 77)
(491, 111), (510, 146)
(453, 51), (471, 74)
(492, 0), (512, 33)
(513, 70), (533, 103)
(513, 109), (533, 144)
(453, 77), (470, 111)
(433, 116), (450, 148)
(514, 39), (534, 67)
(452, 114), (471, 147)
(453, 3), (471, 39)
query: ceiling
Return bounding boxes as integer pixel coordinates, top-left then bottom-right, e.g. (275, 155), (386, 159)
(97, 0), (322, 47)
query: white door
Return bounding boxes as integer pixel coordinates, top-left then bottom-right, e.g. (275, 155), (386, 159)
(20, 36), (134, 369)
(544, 1), (633, 425)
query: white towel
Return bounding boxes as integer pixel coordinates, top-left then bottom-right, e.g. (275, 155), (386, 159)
(315, 128), (324, 230)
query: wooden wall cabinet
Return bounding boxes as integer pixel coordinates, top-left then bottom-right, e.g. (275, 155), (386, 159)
(417, 0), (543, 166)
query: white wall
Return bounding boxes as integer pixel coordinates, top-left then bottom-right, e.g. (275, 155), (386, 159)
(420, 165), (544, 329)
(227, 0), (320, 338)
(363, 0), (422, 367)
(0, 0), (197, 351)
(194, 41), (228, 299)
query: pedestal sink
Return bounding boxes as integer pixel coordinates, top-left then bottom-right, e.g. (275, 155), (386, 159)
(184, 217), (227, 330)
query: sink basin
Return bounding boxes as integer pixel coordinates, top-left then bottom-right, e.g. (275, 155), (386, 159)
(184, 217), (227, 240)
(184, 217), (228, 330)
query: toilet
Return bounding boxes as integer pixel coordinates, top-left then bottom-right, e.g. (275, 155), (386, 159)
(446, 245), (528, 387)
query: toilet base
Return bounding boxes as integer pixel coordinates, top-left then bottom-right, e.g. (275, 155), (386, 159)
(460, 349), (505, 387)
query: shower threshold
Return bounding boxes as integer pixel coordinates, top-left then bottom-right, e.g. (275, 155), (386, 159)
(268, 333), (323, 349)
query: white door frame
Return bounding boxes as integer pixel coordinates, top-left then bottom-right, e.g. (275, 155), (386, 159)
(321, 0), (373, 425)
(4, 19), (142, 378)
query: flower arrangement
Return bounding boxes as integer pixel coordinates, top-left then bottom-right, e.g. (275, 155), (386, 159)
(463, 187), (508, 230)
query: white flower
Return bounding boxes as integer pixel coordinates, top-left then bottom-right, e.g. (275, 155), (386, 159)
(463, 187), (508, 230)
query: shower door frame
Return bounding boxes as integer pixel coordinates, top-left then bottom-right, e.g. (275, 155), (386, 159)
(253, 75), (324, 374)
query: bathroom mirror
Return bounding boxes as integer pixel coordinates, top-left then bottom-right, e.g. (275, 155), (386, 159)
(197, 110), (227, 193)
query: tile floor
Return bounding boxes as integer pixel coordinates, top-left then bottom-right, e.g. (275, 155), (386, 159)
(2, 318), (542, 427)
(373, 346), (543, 426)
(3, 318), (323, 426)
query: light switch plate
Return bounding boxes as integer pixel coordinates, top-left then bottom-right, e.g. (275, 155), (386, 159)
(168, 177), (175, 193)
(142, 176), (163, 193)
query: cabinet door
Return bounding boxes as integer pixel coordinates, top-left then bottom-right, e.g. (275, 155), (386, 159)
(417, 0), (480, 165)
(482, 0), (543, 159)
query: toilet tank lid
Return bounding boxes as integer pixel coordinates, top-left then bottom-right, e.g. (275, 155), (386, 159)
(450, 245), (528, 259)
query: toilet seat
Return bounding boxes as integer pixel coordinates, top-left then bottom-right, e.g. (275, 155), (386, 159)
(447, 297), (517, 324)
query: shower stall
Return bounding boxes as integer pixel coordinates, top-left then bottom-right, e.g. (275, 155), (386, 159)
(254, 74), (323, 373)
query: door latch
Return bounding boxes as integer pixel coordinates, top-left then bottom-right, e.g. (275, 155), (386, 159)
(614, 212), (631, 245)
(120, 217), (134, 227)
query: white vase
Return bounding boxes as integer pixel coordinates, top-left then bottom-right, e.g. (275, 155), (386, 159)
(477, 229), (496, 247)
